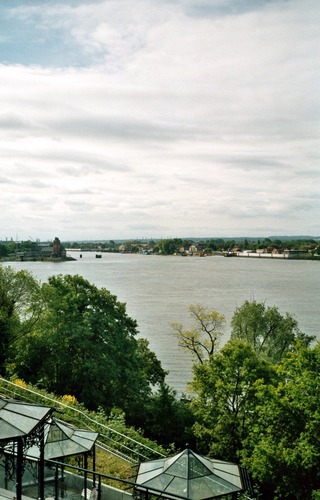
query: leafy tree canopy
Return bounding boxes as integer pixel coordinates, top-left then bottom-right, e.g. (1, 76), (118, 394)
(0, 266), (42, 375)
(191, 339), (277, 462)
(11, 274), (166, 418)
(230, 299), (314, 363)
(241, 341), (320, 498)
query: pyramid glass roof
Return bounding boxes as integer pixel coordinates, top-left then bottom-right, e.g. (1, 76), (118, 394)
(135, 449), (243, 500)
(26, 419), (99, 460)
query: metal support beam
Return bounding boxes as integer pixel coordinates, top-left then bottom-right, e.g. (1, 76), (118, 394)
(16, 439), (23, 500)
(38, 424), (45, 500)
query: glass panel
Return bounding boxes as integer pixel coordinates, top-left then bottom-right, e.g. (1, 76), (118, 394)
(190, 474), (239, 499)
(210, 462), (242, 488)
(139, 460), (164, 474)
(164, 451), (183, 471)
(166, 455), (188, 479)
(143, 472), (174, 491)
(188, 454), (212, 479)
(72, 431), (97, 449)
(0, 420), (24, 439)
(7, 402), (50, 420)
(1, 409), (38, 434)
(47, 423), (69, 443)
(56, 422), (74, 439)
(165, 475), (188, 496)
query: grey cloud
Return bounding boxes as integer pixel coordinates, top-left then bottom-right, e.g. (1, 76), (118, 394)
(166, 0), (280, 18)
(15, 151), (132, 176)
(18, 195), (44, 204)
(0, 113), (48, 138)
(127, 222), (166, 231)
(222, 156), (288, 170)
(0, 113), (30, 129)
(63, 199), (95, 210)
(53, 117), (193, 143)
(65, 187), (95, 195)
(0, 176), (18, 185)
(28, 179), (50, 188)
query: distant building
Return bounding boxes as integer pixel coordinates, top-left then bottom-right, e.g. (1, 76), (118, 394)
(51, 237), (66, 258)
(18, 237), (67, 260)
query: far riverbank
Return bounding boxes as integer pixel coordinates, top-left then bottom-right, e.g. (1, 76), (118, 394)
(223, 251), (320, 260)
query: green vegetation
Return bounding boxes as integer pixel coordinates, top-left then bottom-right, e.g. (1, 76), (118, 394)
(0, 266), (192, 447)
(1, 264), (320, 497)
(173, 302), (319, 498)
(4, 271), (166, 420)
(190, 338), (320, 497)
(191, 340), (277, 462)
(230, 300), (315, 363)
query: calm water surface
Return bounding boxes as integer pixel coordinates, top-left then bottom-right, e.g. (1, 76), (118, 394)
(5, 253), (320, 394)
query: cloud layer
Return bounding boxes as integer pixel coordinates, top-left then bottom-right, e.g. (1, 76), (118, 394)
(1, 0), (319, 241)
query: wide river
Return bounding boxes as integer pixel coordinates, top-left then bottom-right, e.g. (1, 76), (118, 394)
(5, 253), (320, 394)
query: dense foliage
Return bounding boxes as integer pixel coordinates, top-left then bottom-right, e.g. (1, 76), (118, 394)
(0, 266), (43, 374)
(230, 299), (315, 362)
(191, 339), (277, 461)
(175, 302), (320, 498)
(189, 338), (320, 498)
(0, 268), (170, 425)
(240, 341), (320, 498)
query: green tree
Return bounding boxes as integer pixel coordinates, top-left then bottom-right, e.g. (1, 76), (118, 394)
(0, 244), (8, 258)
(230, 300), (314, 363)
(0, 266), (42, 375)
(135, 382), (195, 448)
(241, 341), (320, 498)
(191, 339), (277, 462)
(159, 239), (178, 255)
(13, 274), (166, 416)
(171, 304), (225, 364)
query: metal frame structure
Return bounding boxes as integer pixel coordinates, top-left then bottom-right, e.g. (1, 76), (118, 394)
(135, 448), (246, 500)
(0, 397), (98, 500)
(0, 397), (53, 500)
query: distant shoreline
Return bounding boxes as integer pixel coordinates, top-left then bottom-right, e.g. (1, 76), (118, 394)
(2, 251), (320, 262)
(223, 251), (320, 261)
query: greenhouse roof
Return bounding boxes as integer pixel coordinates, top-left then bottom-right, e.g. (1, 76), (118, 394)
(135, 448), (244, 500)
(0, 397), (98, 460)
(0, 397), (52, 442)
(26, 418), (99, 460)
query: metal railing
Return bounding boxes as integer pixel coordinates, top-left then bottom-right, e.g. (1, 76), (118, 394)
(0, 378), (165, 463)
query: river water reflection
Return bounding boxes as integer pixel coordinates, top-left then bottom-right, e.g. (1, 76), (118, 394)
(5, 253), (320, 394)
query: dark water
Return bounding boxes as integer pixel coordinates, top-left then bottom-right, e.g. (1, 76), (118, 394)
(5, 253), (320, 394)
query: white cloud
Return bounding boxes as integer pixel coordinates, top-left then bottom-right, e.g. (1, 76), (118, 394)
(0, 0), (319, 240)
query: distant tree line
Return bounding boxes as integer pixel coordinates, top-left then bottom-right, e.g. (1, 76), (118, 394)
(1, 236), (319, 259)
(155, 237), (319, 255)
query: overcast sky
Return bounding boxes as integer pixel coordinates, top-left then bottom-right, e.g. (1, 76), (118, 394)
(1, 0), (319, 242)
